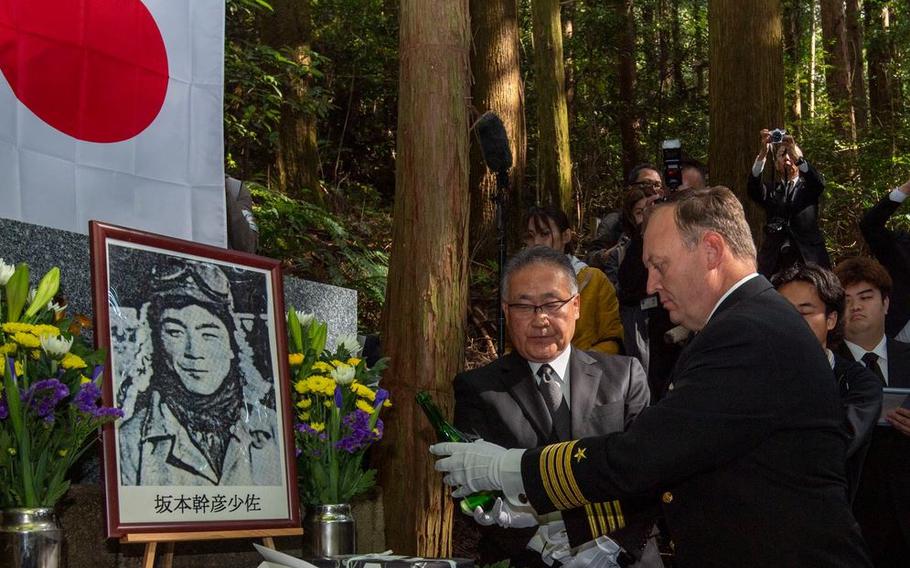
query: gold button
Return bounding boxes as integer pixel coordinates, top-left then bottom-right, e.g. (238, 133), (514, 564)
(661, 491), (673, 504)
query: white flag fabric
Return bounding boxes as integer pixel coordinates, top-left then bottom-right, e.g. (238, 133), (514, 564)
(0, 0), (226, 246)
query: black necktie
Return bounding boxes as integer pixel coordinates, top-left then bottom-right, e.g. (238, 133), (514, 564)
(537, 364), (562, 416)
(861, 352), (886, 384)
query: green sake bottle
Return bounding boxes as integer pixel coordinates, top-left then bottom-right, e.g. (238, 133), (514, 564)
(416, 390), (498, 515)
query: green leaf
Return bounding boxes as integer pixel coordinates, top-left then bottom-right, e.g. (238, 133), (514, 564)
(24, 267), (60, 320)
(5, 264), (29, 323)
(287, 307), (303, 353)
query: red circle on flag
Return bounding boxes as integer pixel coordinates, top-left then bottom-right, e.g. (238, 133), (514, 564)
(0, 0), (169, 143)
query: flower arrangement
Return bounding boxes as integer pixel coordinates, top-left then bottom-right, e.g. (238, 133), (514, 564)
(287, 309), (390, 506)
(0, 259), (122, 508)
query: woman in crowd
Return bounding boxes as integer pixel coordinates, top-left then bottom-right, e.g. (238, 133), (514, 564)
(524, 206), (624, 354)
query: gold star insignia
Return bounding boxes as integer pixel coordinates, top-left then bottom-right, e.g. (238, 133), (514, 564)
(573, 447), (587, 462)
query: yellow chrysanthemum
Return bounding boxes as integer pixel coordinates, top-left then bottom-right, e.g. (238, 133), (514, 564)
(351, 383), (376, 401)
(34, 324), (62, 337)
(323, 400), (332, 408)
(313, 361), (333, 373)
(12, 332), (40, 348)
(309, 422), (326, 433)
(14, 361), (24, 376)
(0, 344), (16, 355)
(356, 399), (375, 414)
(294, 380), (308, 394)
(61, 353), (87, 370)
(383, 400), (392, 408)
(30, 350), (40, 360)
(80, 376), (92, 385)
(2, 322), (32, 334)
(288, 353), (304, 366)
(347, 357), (361, 367)
(331, 359), (344, 368)
(298, 412), (310, 421)
(296, 398), (313, 409)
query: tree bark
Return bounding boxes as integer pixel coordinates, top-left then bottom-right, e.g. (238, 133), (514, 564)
(820, 0), (858, 145)
(708, 0), (785, 238)
(260, 0), (322, 202)
(783, 0), (804, 125)
(615, 0), (640, 176)
(531, 0), (573, 216)
(468, 0), (526, 264)
(845, 0), (868, 132)
(865, 0), (896, 141)
(379, 0), (470, 556)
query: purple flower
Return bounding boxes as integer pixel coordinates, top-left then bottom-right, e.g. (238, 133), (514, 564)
(23, 379), (69, 422)
(334, 411), (380, 453)
(334, 385), (343, 409)
(295, 422), (327, 441)
(0, 396), (8, 420)
(90, 365), (104, 382)
(73, 382), (123, 420)
(374, 388), (389, 409)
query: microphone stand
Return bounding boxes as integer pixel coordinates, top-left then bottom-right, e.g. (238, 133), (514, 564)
(492, 169), (509, 357)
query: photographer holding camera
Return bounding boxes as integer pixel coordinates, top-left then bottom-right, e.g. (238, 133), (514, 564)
(747, 128), (831, 276)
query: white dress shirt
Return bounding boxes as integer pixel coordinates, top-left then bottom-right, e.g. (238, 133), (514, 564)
(528, 346), (572, 409)
(845, 335), (889, 385)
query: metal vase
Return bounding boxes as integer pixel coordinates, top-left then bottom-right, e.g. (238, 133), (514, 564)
(0, 508), (63, 568)
(303, 503), (356, 557)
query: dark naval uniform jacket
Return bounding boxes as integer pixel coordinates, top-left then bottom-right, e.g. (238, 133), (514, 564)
(518, 276), (870, 567)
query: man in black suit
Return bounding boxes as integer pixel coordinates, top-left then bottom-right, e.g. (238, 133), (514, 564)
(747, 129), (830, 276)
(834, 256), (910, 566)
(433, 187), (870, 567)
(771, 263), (882, 501)
(859, 178), (910, 340)
(454, 245), (659, 567)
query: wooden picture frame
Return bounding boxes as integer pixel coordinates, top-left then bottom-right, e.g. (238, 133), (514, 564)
(89, 221), (299, 538)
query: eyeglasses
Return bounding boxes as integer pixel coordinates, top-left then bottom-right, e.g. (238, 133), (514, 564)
(507, 295), (577, 318)
(630, 180), (663, 191)
(152, 259), (232, 302)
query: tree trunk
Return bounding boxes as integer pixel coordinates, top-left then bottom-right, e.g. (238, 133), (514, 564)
(810, 1), (818, 118)
(865, 0), (896, 150)
(708, 0), (784, 239)
(468, 0), (526, 264)
(820, 0), (858, 145)
(379, 0), (470, 556)
(845, 0), (868, 132)
(531, 0), (573, 216)
(671, 0), (687, 99)
(615, 0), (640, 177)
(260, 0), (322, 202)
(783, 0), (804, 125)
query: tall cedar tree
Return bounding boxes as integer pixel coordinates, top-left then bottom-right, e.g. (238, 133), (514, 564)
(845, 0), (868, 132)
(865, 0), (898, 152)
(708, 0), (784, 238)
(614, 0), (640, 175)
(378, 0), (470, 557)
(531, 0), (573, 217)
(469, 0), (526, 262)
(820, 0), (858, 146)
(260, 0), (322, 202)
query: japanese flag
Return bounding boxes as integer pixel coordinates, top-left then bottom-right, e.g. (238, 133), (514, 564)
(0, 0), (226, 246)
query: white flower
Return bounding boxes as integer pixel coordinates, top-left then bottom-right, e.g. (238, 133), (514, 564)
(27, 288), (37, 304)
(40, 334), (74, 358)
(337, 334), (362, 355)
(295, 310), (316, 328)
(0, 258), (14, 285)
(47, 300), (67, 314)
(331, 363), (356, 385)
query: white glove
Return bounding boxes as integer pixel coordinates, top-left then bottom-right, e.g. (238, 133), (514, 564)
(430, 440), (506, 497)
(472, 497), (538, 528)
(527, 520), (572, 567)
(561, 535), (623, 568)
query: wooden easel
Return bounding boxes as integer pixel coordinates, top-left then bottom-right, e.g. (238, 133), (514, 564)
(121, 527), (304, 568)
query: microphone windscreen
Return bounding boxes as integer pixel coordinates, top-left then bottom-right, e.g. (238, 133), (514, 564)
(475, 111), (513, 174)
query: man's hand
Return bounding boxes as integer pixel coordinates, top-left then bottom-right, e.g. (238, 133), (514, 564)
(471, 497), (538, 528)
(782, 135), (803, 161)
(886, 407), (910, 437)
(430, 440), (506, 497)
(562, 535), (625, 568)
(527, 520), (572, 567)
(898, 179), (910, 196)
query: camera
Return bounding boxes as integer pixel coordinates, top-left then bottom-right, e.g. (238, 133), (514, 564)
(764, 217), (789, 236)
(662, 139), (682, 192)
(769, 128), (786, 144)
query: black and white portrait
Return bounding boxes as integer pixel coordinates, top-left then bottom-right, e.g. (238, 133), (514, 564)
(108, 245), (281, 487)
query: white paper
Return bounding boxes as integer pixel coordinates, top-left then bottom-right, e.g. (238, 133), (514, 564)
(253, 544), (322, 568)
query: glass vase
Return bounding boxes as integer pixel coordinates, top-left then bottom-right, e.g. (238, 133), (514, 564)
(0, 508), (62, 568)
(303, 503), (356, 557)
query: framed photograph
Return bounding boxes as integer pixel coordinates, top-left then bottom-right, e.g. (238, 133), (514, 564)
(89, 221), (299, 537)
(879, 387), (910, 426)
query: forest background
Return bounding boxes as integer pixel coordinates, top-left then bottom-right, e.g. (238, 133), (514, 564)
(226, 0), (910, 555)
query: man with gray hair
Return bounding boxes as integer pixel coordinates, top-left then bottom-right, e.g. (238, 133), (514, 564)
(453, 245), (657, 567)
(434, 187), (871, 566)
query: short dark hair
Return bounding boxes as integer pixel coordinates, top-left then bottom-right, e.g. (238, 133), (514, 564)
(644, 186), (757, 262)
(621, 187), (650, 233)
(525, 206), (573, 253)
(627, 163), (661, 186)
(771, 263), (845, 345)
(501, 245), (578, 299)
(834, 256), (893, 300)
(680, 158), (708, 185)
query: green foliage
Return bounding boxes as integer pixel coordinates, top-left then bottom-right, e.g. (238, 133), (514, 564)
(250, 183), (390, 333)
